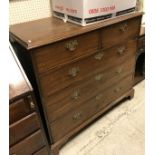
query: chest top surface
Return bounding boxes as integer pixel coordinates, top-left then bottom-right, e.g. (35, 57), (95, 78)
(9, 12), (143, 50)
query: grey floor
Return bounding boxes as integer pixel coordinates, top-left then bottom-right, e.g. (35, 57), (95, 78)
(59, 81), (145, 155)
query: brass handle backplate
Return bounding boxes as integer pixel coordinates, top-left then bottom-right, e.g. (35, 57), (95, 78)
(68, 67), (80, 77)
(71, 90), (80, 100)
(119, 23), (128, 33)
(117, 46), (126, 55)
(95, 74), (104, 81)
(72, 112), (82, 121)
(94, 52), (104, 60)
(65, 40), (78, 51)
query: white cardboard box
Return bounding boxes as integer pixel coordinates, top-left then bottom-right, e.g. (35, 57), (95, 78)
(52, 0), (137, 26)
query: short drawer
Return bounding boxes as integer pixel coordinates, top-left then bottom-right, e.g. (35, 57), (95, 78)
(46, 58), (135, 122)
(10, 130), (46, 155)
(102, 17), (141, 49)
(39, 40), (136, 97)
(33, 146), (49, 155)
(9, 112), (40, 146)
(50, 75), (133, 142)
(9, 95), (35, 124)
(33, 31), (99, 74)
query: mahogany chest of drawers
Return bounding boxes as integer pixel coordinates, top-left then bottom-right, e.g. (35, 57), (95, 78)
(10, 12), (143, 155)
(9, 44), (50, 155)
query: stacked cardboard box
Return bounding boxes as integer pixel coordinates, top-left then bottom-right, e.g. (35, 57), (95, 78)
(52, 0), (137, 26)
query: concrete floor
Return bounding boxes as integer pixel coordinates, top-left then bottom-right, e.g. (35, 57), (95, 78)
(60, 81), (145, 155)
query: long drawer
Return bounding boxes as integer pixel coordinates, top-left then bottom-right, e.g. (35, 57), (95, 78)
(39, 40), (136, 97)
(46, 58), (135, 122)
(33, 30), (99, 74)
(102, 17), (141, 49)
(50, 75), (133, 142)
(9, 112), (40, 146)
(9, 96), (35, 124)
(10, 130), (46, 155)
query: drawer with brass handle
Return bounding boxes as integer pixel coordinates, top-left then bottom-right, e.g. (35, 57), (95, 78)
(9, 96), (35, 125)
(33, 31), (99, 74)
(102, 17), (141, 49)
(39, 40), (136, 97)
(46, 58), (135, 123)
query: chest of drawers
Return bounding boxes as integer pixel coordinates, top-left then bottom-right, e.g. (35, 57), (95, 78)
(9, 44), (50, 155)
(10, 12), (143, 155)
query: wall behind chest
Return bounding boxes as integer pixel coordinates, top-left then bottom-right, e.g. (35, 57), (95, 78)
(9, 0), (52, 25)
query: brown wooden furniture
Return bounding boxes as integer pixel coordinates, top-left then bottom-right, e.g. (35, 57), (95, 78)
(134, 25), (145, 85)
(10, 12), (143, 155)
(9, 44), (50, 155)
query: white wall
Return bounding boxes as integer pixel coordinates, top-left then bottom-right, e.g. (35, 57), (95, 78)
(9, 0), (52, 25)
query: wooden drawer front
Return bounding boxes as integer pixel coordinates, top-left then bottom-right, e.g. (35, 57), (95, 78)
(33, 147), (49, 155)
(10, 130), (46, 155)
(51, 75), (133, 142)
(40, 40), (136, 97)
(34, 31), (99, 74)
(9, 96), (35, 124)
(102, 17), (141, 49)
(10, 112), (40, 146)
(46, 58), (135, 122)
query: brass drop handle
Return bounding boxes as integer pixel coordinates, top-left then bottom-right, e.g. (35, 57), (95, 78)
(30, 101), (35, 109)
(119, 23), (128, 33)
(27, 96), (35, 109)
(94, 52), (104, 60)
(68, 67), (80, 77)
(12, 154), (16, 155)
(116, 68), (123, 74)
(95, 74), (104, 81)
(117, 46), (126, 55)
(71, 90), (80, 100)
(72, 112), (82, 121)
(114, 87), (122, 93)
(65, 40), (78, 51)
